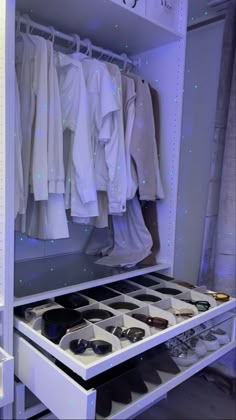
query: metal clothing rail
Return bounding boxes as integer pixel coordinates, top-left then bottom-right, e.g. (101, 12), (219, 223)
(16, 14), (139, 67)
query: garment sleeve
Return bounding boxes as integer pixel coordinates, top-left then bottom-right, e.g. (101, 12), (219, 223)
(72, 69), (97, 204)
(14, 72), (25, 218)
(31, 36), (48, 201)
(47, 43), (65, 194)
(99, 70), (127, 213)
(130, 79), (162, 201)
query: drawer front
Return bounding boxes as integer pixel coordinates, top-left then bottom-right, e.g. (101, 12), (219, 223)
(14, 334), (96, 420)
(0, 347), (14, 408)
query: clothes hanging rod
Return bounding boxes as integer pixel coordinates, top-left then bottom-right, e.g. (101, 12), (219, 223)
(16, 14), (139, 67)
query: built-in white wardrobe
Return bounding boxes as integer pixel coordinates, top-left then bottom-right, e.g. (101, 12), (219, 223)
(0, 1), (235, 419)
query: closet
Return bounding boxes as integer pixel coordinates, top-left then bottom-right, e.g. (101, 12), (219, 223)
(0, 1), (235, 419)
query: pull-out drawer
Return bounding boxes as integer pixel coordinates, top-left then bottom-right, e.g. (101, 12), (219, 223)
(14, 333), (96, 419)
(0, 347), (14, 408)
(14, 311), (236, 420)
(14, 289), (236, 380)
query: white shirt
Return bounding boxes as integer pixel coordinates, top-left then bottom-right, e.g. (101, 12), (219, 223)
(47, 41), (65, 194)
(105, 62), (127, 213)
(25, 194), (69, 240)
(56, 53), (98, 217)
(29, 35), (49, 201)
(15, 35), (36, 230)
(72, 55), (126, 214)
(122, 75), (138, 200)
(14, 72), (24, 218)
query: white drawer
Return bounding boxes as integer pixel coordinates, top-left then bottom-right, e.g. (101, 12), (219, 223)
(0, 347), (14, 408)
(14, 296), (236, 381)
(14, 313), (236, 420)
(14, 333), (96, 420)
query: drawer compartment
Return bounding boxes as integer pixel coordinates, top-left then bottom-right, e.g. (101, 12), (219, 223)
(14, 334), (96, 419)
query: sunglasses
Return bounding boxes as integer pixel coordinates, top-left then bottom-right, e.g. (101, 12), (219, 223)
(106, 326), (145, 343)
(206, 292), (230, 302)
(132, 313), (168, 329)
(180, 299), (210, 312)
(69, 338), (112, 355)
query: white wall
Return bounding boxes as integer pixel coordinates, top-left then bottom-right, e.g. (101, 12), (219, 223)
(174, 21), (224, 284)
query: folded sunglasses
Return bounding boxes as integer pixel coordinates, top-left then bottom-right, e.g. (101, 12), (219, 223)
(70, 338), (112, 355)
(132, 313), (168, 329)
(106, 326), (145, 343)
(180, 299), (210, 312)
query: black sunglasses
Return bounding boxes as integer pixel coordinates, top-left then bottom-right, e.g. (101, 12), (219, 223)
(70, 338), (112, 355)
(181, 299), (210, 312)
(106, 326), (145, 343)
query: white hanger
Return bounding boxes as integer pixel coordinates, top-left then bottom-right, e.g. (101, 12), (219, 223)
(121, 53), (128, 72)
(73, 34), (81, 52)
(22, 14), (31, 35)
(84, 38), (92, 57)
(48, 26), (56, 44)
(97, 50), (104, 60)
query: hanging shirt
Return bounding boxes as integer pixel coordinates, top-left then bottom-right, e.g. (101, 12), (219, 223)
(23, 41), (69, 240)
(25, 194), (69, 240)
(56, 52), (98, 217)
(73, 191), (109, 228)
(72, 54), (125, 214)
(47, 40), (65, 194)
(28, 35), (49, 201)
(96, 195), (153, 267)
(15, 35), (35, 231)
(129, 75), (164, 200)
(14, 71), (24, 218)
(106, 62), (127, 212)
(121, 74), (138, 200)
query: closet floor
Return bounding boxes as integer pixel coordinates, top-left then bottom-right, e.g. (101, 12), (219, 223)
(137, 373), (236, 420)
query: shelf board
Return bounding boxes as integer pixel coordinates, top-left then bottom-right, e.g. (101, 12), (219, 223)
(14, 252), (170, 306)
(16, 0), (182, 55)
(109, 340), (236, 419)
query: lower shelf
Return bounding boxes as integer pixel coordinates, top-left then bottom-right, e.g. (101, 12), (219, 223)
(108, 341), (236, 419)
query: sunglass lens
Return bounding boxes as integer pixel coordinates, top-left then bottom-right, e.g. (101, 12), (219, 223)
(197, 302), (210, 311)
(70, 338), (88, 354)
(126, 327), (145, 342)
(92, 340), (112, 355)
(106, 326), (123, 338)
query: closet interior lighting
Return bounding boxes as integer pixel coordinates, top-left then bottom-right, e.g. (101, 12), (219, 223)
(16, 13), (139, 67)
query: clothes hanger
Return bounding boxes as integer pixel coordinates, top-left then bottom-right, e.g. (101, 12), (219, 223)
(121, 53), (128, 72)
(84, 38), (92, 58)
(22, 14), (31, 36)
(48, 26), (56, 44)
(73, 34), (81, 53)
(97, 51), (104, 60)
